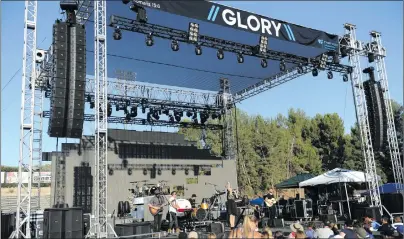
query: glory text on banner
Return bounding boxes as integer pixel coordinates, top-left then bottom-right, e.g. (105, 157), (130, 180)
(133, 0), (339, 51)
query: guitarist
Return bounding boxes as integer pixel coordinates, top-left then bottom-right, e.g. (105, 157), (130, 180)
(168, 191), (180, 234)
(148, 187), (165, 232)
(263, 188), (276, 227)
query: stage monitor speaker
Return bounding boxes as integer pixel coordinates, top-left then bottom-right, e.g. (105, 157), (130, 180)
(43, 208), (68, 239)
(363, 79), (387, 151)
(208, 222), (224, 236)
(1, 212), (15, 239)
(65, 208), (83, 233)
(115, 222), (151, 238)
(365, 206), (382, 221)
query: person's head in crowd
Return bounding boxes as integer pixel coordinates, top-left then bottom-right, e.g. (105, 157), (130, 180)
(345, 219), (354, 229)
(290, 223), (304, 233)
(243, 215), (259, 234)
(192, 194), (197, 199)
(307, 222), (315, 230)
(334, 231), (346, 238)
(322, 219), (331, 228)
(262, 231), (271, 239)
(394, 216), (402, 223)
(171, 191), (177, 198)
(274, 231), (284, 239)
(188, 231), (198, 239)
(178, 231), (188, 239)
(295, 231), (306, 239)
(364, 215), (373, 223)
(263, 227), (273, 238)
(207, 232), (216, 239)
(381, 216), (389, 225)
(354, 227), (369, 239)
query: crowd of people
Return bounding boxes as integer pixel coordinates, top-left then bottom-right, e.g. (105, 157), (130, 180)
(172, 214), (403, 239)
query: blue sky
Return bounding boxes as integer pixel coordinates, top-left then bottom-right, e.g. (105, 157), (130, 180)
(1, 1), (403, 166)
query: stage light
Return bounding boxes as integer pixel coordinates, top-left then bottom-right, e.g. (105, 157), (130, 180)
(169, 115), (174, 122)
(188, 22), (199, 42)
(186, 111), (193, 117)
(193, 118), (198, 124)
(122, 0), (130, 4)
(195, 45), (202, 55)
(237, 53), (244, 63)
(261, 59), (268, 68)
(171, 40), (179, 51)
(143, 169), (147, 175)
(147, 112), (151, 122)
(107, 103), (112, 117)
(123, 107), (128, 115)
(158, 169), (162, 175)
(153, 111), (160, 120)
(86, 95), (91, 102)
(367, 52), (375, 63)
(125, 113), (131, 121)
(332, 52), (339, 64)
(142, 106), (146, 114)
(145, 33), (153, 46)
(162, 109), (169, 115)
(127, 168), (132, 175)
(259, 35), (268, 53)
(172, 169), (176, 175)
(217, 49), (224, 60)
(90, 102), (95, 109)
(185, 168), (189, 175)
(109, 169), (114, 176)
(297, 64), (304, 74)
(175, 115), (181, 122)
(318, 53), (328, 70)
(279, 60), (286, 71)
(327, 71), (333, 79)
(312, 68), (319, 77)
(343, 74), (349, 82)
(113, 28), (122, 40)
(130, 106), (137, 117)
(212, 113), (218, 120)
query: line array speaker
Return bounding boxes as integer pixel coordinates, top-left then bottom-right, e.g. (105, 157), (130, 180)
(48, 21), (86, 139)
(363, 79), (387, 151)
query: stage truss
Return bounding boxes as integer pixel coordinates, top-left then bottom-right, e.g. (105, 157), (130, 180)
(13, 0), (402, 238)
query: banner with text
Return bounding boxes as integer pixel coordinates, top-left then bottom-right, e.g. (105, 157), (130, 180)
(134, 0), (339, 51)
(3, 172), (51, 184)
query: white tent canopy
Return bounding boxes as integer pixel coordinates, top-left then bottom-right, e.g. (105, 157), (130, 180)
(299, 168), (374, 187)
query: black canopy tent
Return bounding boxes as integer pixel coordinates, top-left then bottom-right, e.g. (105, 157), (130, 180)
(275, 173), (315, 189)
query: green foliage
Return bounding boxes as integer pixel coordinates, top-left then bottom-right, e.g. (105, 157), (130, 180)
(179, 100), (403, 193)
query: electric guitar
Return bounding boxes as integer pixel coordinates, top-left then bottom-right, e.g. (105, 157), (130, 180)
(264, 198), (277, 207)
(149, 202), (175, 216)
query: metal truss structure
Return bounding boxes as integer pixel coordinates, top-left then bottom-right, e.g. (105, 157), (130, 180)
(110, 15), (352, 74)
(54, 152), (66, 206)
(340, 24), (381, 209)
(369, 32), (404, 186)
(220, 79), (236, 161)
(42, 111), (223, 130)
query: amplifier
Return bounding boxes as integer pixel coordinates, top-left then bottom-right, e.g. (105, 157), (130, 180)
(294, 200), (313, 218)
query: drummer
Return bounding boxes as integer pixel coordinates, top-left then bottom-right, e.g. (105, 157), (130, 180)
(189, 194), (197, 208)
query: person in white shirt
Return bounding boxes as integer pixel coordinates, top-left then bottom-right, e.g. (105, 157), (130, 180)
(168, 191), (180, 233)
(315, 220), (334, 239)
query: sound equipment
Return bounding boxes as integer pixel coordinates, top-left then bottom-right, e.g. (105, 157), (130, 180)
(73, 166), (93, 213)
(1, 212), (15, 239)
(259, 217), (270, 228)
(273, 218), (285, 227)
(43, 208), (83, 239)
(381, 193), (403, 213)
(207, 222), (224, 236)
(48, 21), (86, 138)
(320, 214), (337, 223)
(114, 222), (152, 238)
(363, 76), (387, 151)
(294, 200), (312, 218)
(83, 213), (91, 236)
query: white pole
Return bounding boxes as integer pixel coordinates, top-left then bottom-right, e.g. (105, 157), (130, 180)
(344, 183), (352, 219)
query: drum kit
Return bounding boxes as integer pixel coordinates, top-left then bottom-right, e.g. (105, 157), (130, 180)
(128, 180), (170, 199)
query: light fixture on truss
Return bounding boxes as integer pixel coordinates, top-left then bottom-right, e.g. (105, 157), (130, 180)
(217, 49), (224, 60)
(146, 33), (154, 46)
(188, 22), (199, 42)
(171, 40), (179, 51)
(261, 59), (268, 68)
(259, 35), (268, 53)
(113, 27), (122, 40)
(237, 53), (244, 63)
(195, 44), (202, 55)
(318, 53), (328, 70)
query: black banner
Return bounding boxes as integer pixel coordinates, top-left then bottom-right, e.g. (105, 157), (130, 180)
(134, 0), (339, 51)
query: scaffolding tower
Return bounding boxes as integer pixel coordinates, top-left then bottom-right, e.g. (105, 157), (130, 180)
(369, 31), (404, 186)
(341, 23), (382, 209)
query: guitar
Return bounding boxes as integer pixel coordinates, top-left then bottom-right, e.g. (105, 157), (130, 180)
(149, 201), (175, 216)
(264, 198), (277, 207)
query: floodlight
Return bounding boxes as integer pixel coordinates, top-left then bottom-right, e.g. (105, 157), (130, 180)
(261, 59), (268, 68)
(130, 106), (137, 117)
(195, 45), (202, 55)
(327, 71), (333, 79)
(279, 60), (286, 72)
(217, 49), (224, 60)
(318, 53), (328, 70)
(237, 53), (244, 63)
(113, 27), (122, 40)
(259, 35), (268, 53)
(188, 22), (199, 42)
(367, 52), (375, 63)
(171, 40), (179, 51)
(145, 33), (153, 46)
(312, 68), (319, 77)
(343, 74), (349, 82)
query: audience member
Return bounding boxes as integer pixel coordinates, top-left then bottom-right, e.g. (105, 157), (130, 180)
(178, 231), (188, 239)
(354, 221), (372, 239)
(242, 215), (262, 238)
(305, 222), (316, 239)
(289, 223), (304, 239)
(315, 220), (334, 239)
(207, 232), (217, 239)
(377, 216), (395, 237)
(263, 227), (273, 238)
(295, 231), (306, 239)
(188, 231), (198, 239)
(363, 215), (380, 231)
(329, 223), (340, 235)
(393, 216), (404, 235)
(342, 219), (358, 239)
(274, 230), (284, 239)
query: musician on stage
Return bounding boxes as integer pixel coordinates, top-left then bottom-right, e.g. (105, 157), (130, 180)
(263, 188), (276, 227)
(168, 191), (180, 234)
(226, 182), (238, 229)
(148, 187), (165, 232)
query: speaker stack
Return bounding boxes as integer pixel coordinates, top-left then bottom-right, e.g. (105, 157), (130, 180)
(48, 20), (86, 138)
(43, 208), (83, 239)
(363, 67), (387, 151)
(73, 166), (93, 213)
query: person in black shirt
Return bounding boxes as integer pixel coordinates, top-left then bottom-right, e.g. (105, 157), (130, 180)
(148, 187), (165, 232)
(378, 216), (395, 237)
(226, 182), (237, 229)
(263, 188), (276, 227)
(188, 194), (197, 208)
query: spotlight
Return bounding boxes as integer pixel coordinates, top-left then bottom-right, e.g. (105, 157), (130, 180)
(107, 103), (112, 117)
(297, 64), (304, 74)
(312, 68), (319, 77)
(185, 168), (189, 175)
(217, 49), (224, 60)
(127, 168), (132, 175)
(343, 74), (349, 82)
(237, 53), (244, 63)
(152, 111), (160, 120)
(175, 115), (181, 122)
(113, 28), (122, 40)
(259, 35), (268, 53)
(142, 106), (146, 114)
(261, 59), (268, 68)
(211, 113), (218, 120)
(86, 95), (91, 102)
(158, 169), (162, 175)
(109, 169), (114, 176)
(188, 22), (199, 42)
(172, 169), (176, 175)
(90, 102), (95, 109)
(367, 52), (375, 63)
(130, 106), (137, 117)
(186, 111), (193, 117)
(143, 169), (147, 175)
(279, 60), (286, 71)
(340, 47), (348, 58)
(327, 71), (333, 79)
(145, 33), (153, 46)
(115, 104), (119, 111)
(125, 113), (131, 121)
(171, 40), (179, 52)
(169, 115), (174, 122)
(195, 45), (202, 55)
(318, 53), (328, 70)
